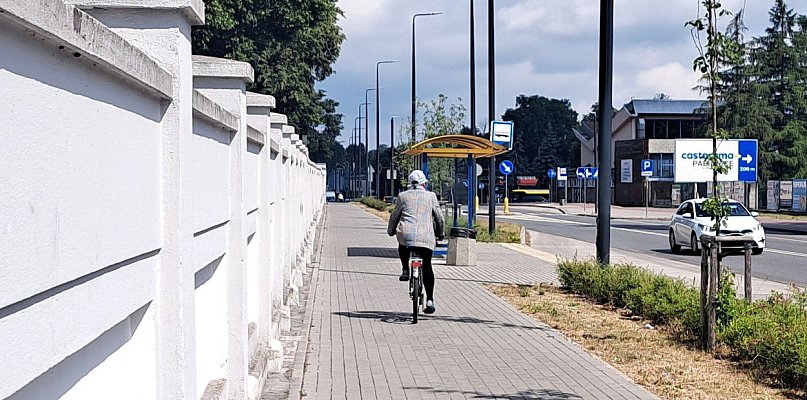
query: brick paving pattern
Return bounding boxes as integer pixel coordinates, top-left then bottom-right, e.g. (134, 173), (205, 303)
(296, 203), (657, 400)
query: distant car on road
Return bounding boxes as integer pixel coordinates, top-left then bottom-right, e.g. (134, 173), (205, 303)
(668, 198), (765, 255)
(326, 191), (337, 202)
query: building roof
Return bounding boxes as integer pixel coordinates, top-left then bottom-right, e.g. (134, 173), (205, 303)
(624, 99), (708, 116)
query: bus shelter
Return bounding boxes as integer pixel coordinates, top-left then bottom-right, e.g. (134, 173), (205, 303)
(404, 135), (509, 229)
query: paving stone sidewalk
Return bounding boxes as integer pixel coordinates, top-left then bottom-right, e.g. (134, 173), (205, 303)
(294, 203), (657, 400)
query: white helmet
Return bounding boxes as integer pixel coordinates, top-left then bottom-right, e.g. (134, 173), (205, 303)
(408, 170), (428, 185)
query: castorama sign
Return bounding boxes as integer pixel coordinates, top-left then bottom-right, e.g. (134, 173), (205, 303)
(674, 139), (758, 183)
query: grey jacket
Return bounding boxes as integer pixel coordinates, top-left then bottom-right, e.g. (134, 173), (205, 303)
(387, 188), (445, 250)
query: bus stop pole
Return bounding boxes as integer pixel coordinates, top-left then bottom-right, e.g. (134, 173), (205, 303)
(467, 155), (475, 228)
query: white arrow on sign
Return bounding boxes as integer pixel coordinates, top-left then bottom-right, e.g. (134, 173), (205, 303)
(741, 154), (753, 164)
(502, 164), (511, 173)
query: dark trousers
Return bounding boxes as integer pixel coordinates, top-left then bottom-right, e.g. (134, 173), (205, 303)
(398, 245), (435, 301)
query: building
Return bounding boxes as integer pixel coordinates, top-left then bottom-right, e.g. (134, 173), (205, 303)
(576, 99), (713, 207)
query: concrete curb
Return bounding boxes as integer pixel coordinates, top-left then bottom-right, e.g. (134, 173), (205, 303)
(288, 207), (327, 399)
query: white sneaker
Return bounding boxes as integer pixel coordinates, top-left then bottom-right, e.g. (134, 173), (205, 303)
(424, 300), (436, 314)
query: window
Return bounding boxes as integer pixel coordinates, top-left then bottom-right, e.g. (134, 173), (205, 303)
(650, 153), (674, 179)
(638, 118), (646, 139)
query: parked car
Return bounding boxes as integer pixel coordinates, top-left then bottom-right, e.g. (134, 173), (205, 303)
(668, 198), (765, 255)
(326, 191), (337, 202)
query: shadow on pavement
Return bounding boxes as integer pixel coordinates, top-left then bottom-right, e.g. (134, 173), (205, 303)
(346, 247), (399, 258)
(333, 310), (551, 331)
(612, 223), (669, 231)
(319, 267), (533, 286)
(402, 387), (583, 400)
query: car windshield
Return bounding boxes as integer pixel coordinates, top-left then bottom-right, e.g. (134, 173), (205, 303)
(694, 202), (751, 218)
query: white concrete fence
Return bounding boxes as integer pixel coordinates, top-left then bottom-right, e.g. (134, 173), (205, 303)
(0, 1), (326, 399)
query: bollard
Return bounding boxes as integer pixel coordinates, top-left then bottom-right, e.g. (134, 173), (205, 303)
(475, 196), (480, 215)
(503, 197), (510, 214)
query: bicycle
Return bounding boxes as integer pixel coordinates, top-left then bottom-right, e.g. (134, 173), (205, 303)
(408, 251), (424, 324)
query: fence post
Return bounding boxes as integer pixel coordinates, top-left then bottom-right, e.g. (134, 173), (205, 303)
(744, 242), (753, 302)
(699, 239), (709, 347)
(707, 240), (718, 352)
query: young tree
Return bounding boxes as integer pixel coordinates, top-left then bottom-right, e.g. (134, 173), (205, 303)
(687, 0), (741, 232)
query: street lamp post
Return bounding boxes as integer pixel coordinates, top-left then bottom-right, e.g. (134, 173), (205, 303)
(364, 89), (375, 196)
(357, 108), (368, 197)
(596, 0), (615, 264)
(390, 116), (403, 197)
(411, 12), (442, 168)
(487, 0), (496, 234)
(376, 60), (397, 198)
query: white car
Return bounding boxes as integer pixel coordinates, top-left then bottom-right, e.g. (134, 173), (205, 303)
(668, 199), (765, 255)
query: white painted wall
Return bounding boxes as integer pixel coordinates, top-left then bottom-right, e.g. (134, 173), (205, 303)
(0, 1), (327, 399)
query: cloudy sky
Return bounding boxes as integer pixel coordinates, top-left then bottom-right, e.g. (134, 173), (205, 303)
(318, 0), (806, 147)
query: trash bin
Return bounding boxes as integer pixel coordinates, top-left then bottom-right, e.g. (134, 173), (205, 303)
(559, 198), (566, 206)
(447, 227), (477, 266)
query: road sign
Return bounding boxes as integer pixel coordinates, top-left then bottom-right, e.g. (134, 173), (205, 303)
(674, 139), (758, 182)
(557, 167), (567, 181)
(490, 121), (514, 150)
(499, 160), (514, 175)
(641, 159), (653, 177)
(547, 168), (557, 179)
(576, 167), (598, 180)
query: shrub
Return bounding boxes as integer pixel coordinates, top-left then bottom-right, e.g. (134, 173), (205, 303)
(557, 259), (807, 391)
(358, 196), (392, 212)
(720, 289), (807, 390)
(557, 259), (701, 338)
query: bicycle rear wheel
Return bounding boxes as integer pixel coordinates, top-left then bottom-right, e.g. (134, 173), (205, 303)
(412, 274), (420, 324)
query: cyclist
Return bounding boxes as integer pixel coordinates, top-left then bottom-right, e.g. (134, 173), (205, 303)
(387, 170), (445, 314)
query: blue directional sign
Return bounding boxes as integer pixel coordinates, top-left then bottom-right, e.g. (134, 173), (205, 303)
(547, 168), (557, 179)
(737, 139), (758, 182)
(641, 159), (654, 177)
(576, 167), (598, 180)
(499, 160), (514, 175)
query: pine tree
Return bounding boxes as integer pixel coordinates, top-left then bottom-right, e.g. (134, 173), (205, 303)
(747, 0), (807, 179)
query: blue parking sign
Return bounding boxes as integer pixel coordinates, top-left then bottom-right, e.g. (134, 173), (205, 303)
(641, 159), (653, 177)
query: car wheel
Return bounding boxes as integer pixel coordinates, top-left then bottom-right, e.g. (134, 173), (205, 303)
(752, 248), (763, 255)
(669, 230), (681, 254)
(690, 232), (700, 255)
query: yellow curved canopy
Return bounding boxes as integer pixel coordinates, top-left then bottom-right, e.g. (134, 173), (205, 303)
(403, 135), (509, 158)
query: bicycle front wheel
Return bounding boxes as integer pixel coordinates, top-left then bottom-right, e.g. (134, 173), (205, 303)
(412, 275), (421, 324)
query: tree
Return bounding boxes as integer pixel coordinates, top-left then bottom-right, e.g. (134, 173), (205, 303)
(394, 95), (466, 199)
(746, 0), (807, 179)
(501, 95), (579, 187)
(687, 0), (741, 232)
(192, 0), (346, 166)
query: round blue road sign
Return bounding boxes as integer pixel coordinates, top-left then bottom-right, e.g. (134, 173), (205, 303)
(499, 160), (514, 175)
(547, 168), (557, 179)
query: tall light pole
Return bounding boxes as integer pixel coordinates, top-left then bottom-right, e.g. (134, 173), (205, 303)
(596, 0), (614, 264)
(357, 107), (368, 197)
(376, 60), (397, 198)
(390, 116), (403, 197)
(487, 0), (496, 234)
(411, 12), (443, 168)
(364, 89), (375, 196)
